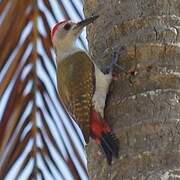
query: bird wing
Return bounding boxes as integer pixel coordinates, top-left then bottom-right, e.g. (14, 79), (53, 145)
(57, 51), (95, 143)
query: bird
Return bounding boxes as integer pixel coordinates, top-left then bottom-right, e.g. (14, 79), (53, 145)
(51, 15), (119, 164)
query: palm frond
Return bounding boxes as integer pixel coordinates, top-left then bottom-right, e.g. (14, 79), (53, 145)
(0, 0), (88, 179)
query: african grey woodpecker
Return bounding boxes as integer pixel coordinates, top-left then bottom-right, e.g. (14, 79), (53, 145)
(51, 15), (119, 164)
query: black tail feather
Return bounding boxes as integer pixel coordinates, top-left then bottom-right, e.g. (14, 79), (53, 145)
(100, 132), (119, 165)
(100, 140), (112, 165)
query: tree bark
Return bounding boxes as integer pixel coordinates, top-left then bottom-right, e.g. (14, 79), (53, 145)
(84, 0), (180, 179)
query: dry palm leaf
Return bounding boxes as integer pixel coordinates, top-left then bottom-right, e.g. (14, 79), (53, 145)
(0, 0), (88, 179)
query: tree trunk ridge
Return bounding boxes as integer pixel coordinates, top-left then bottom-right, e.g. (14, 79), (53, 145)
(84, 0), (180, 179)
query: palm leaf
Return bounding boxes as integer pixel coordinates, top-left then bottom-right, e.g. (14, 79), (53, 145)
(0, 0), (88, 179)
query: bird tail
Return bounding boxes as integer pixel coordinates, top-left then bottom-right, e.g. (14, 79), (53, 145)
(90, 110), (119, 164)
(100, 131), (119, 165)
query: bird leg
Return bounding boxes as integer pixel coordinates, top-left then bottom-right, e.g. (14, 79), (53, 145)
(104, 47), (127, 80)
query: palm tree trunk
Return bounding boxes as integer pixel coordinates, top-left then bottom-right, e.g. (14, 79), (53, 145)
(84, 0), (180, 179)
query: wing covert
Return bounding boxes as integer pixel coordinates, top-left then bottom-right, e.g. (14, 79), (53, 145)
(57, 51), (95, 142)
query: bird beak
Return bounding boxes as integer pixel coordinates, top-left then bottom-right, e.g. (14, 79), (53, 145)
(74, 15), (99, 31)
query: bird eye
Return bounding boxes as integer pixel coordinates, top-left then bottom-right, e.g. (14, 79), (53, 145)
(64, 23), (71, 31)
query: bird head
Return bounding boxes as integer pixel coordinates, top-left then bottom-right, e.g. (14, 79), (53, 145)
(51, 15), (99, 57)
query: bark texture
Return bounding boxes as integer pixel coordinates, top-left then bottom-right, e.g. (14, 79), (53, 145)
(84, 0), (180, 179)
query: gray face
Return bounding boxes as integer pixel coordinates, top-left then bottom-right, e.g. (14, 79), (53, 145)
(53, 21), (82, 59)
(53, 15), (99, 44)
(56, 21), (77, 41)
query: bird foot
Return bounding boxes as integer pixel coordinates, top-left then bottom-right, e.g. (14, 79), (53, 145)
(106, 47), (125, 77)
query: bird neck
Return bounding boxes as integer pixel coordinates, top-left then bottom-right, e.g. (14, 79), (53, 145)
(56, 44), (84, 62)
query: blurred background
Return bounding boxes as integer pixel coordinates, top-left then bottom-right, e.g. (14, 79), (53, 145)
(0, 0), (89, 179)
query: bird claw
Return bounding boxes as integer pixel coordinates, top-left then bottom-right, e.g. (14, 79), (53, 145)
(105, 47), (126, 75)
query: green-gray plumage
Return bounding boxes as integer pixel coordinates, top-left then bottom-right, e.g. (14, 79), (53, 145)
(57, 51), (95, 142)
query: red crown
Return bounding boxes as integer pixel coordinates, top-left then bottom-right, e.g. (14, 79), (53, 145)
(51, 21), (67, 40)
